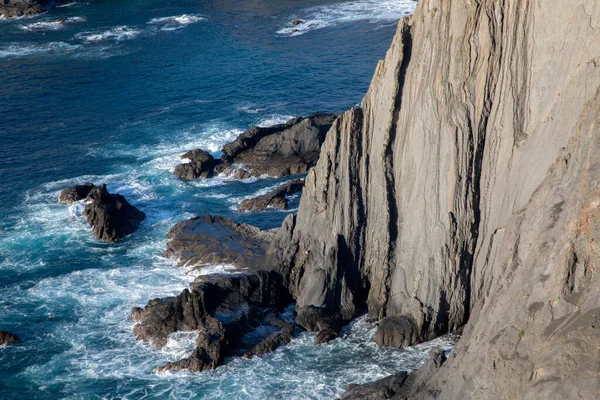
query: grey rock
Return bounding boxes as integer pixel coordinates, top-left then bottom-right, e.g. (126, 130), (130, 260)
(340, 348), (445, 400)
(163, 214), (276, 268)
(58, 183), (95, 204)
(0, 0), (45, 18)
(268, 1), (600, 397)
(132, 270), (292, 371)
(173, 149), (219, 180)
(221, 113), (337, 178)
(0, 331), (21, 346)
(239, 179), (304, 212)
(83, 184), (145, 242)
(373, 316), (419, 348)
(314, 328), (337, 344)
(291, 19), (304, 26)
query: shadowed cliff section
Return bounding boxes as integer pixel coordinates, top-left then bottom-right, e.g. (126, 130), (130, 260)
(269, 0), (600, 397)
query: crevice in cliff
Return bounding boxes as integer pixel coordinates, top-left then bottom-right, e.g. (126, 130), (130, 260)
(382, 23), (413, 317)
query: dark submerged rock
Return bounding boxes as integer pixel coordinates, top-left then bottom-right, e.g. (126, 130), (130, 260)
(291, 19), (304, 26)
(58, 183), (95, 204)
(0, 331), (21, 346)
(83, 184), (146, 242)
(295, 306), (343, 344)
(373, 316), (420, 349)
(164, 214), (276, 268)
(315, 328), (338, 344)
(340, 347), (446, 399)
(0, 0), (45, 18)
(173, 149), (219, 180)
(238, 179), (304, 212)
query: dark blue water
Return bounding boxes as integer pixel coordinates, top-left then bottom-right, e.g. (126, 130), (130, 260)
(0, 1), (457, 399)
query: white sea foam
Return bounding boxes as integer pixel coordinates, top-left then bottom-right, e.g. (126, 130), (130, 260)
(148, 14), (205, 31)
(277, 0), (417, 36)
(76, 26), (141, 43)
(20, 16), (86, 31)
(0, 41), (82, 59)
(57, 1), (88, 8)
(256, 114), (294, 127)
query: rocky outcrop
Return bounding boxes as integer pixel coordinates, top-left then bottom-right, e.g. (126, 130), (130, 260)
(0, 331), (21, 346)
(173, 149), (219, 180)
(340, 348), (446, 400)
(83, 184), (145, 242)
(267, 1), (600, 398)
(238, 179), (304, 212)
(172, 114), (337, 181)
(58, 183), (95, 204)
(164, 214), (276, 268)
(0, 0), (45, 18)
(131, 270), (293, 371)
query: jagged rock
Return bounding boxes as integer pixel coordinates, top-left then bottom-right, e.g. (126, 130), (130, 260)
(214, 163), (252, 180)
(220, 113), (337, 178)
(83, 184), (145, 242)
(132, 270), (292, 371)
(268, 1), (600, 398)
(173, 149), (219, 180)
(242, 320), (294, 358)
(239, 179), (304, 212)
(291, 19), (304, 26)
(295, 306), (343, 343)
(58, 183), (95, 204)
(340, 348), (446, 400)
(163, 214), (276, 268)
(0, 0), (45, 18)
(314, 328), (337, 344)
(373, 316), (419, 348)
(0, 331), (21, 346)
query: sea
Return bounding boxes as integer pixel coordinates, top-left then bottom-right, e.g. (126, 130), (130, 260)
(0, 1), (457, 399)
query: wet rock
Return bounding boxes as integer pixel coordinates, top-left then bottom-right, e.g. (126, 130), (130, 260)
(315, 328), (337, 344)
(239, 179), (304, 212)
(291, 19), (304, 26)
(164, 214), (276, 268)
(220, 113), (337, 178)
(340, 348), (446, 399)
(373, 316), (419, 349)
(0, 0), (45, 18)
(242, 321), (294, 358)
(132, 270), (293, 372)
(295, 306), (343, 336)
(58, 183), (95, 204)
(0, 331), (21, 346)
(173, 149), (219, 180)
(214, 163), (252, 180)
(83, 184), (145, 242)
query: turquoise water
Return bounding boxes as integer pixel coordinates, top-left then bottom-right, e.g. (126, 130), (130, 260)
(0, 1), (457, 399)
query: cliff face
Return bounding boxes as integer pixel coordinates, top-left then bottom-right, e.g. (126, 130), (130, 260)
(269, 0), (600, 397)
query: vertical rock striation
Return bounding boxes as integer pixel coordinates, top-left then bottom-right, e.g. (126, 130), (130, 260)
(269, 0), (600, 397)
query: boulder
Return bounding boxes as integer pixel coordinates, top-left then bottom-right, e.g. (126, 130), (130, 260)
(0, 0), (45, 18)
(83, 184), (146, 242)
(173, 149), (219, 180)
(239, 179), (304, 212)
(164, 214), (276, 268)
(373, 316), (419, 349)
(58, 183), (95, 204)
(0, 331), (21, 346)
(291, 19), (304, 26)
(315, 328), (338, 344)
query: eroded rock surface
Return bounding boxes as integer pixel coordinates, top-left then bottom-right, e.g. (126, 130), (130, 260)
(164, 214), (276, 268)
(83, 184), (145, 242)
(172, 114), (337, 181)
(131, 270), (293, 371)
(238, 179), (304, 212)
(0, 0), (45, 18)
(267, 1), (600, 397)
(58, 183), (95, 204)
